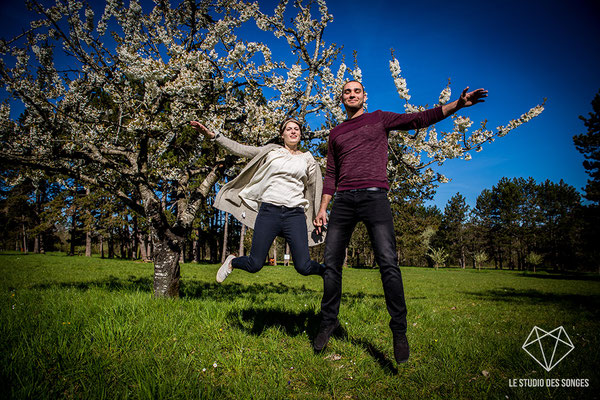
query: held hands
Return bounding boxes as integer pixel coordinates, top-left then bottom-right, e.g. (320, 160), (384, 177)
(190, 121), (215, 139)
(313, 209), (328, 235)
(457, 87), (488, 109)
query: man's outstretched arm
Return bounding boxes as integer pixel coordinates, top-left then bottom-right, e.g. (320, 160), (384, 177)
(442, 87), (488, 117)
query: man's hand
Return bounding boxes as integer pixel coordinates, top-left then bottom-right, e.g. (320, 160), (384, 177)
(457, 87), (488, 109)
(313, 209), (328, 235)
(442, 87), (488, 117)
(190, 121), (215, 139)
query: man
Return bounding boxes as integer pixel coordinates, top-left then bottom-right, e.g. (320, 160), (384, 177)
(313, 80), (487, 363)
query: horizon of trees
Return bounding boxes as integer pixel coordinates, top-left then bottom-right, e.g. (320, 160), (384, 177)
(2, 173), (597, 273)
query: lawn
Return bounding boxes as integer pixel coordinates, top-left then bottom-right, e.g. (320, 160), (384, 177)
(1, 253), (598, 399)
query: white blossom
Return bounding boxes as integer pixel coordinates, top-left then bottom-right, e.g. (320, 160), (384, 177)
(0, 0), (544, 204)
(438, 85), (451, 105)
(388, 54), (544, 188)
(389, 58), (410, 101)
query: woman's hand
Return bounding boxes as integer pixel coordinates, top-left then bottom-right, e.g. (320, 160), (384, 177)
(190, 121), (216, 139)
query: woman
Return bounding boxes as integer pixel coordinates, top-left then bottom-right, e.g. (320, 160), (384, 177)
(190, 119), (325, 283)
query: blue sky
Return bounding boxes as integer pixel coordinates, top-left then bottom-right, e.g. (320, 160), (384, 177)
(317, 0), (600, 209)
(1, 0), (599, 210)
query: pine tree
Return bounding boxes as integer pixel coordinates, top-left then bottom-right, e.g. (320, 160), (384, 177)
(573, 91), (600, 204)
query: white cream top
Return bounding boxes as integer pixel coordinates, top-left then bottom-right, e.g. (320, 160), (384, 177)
(239, 147), (316, 211)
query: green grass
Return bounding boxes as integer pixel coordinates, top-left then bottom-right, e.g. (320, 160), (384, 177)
(1, 252), (599, 399)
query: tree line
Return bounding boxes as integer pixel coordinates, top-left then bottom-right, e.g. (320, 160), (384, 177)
(2, 173), (597, 273)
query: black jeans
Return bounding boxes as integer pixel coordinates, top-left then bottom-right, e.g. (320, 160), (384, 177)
(320, 189), (407, 333)
(231, 202), (324, 276)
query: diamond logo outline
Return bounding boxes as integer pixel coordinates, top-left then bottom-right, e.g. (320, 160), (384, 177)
(522, 326), (575, 372)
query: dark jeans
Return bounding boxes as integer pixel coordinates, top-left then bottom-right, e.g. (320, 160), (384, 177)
(231, 202), (324, 276)
(320, 189), (407, 333)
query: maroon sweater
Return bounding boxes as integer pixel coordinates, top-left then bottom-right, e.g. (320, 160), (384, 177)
(323, 107), (445, 195)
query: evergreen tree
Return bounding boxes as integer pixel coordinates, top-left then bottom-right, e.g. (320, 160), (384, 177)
(573, 90), (600, 271)
(573, 90), (600, 204)
(437, 193), (469, 268)
(537, 180), (581, 270)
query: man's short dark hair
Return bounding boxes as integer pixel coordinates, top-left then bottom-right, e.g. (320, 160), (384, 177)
(342, 80), (365, 92)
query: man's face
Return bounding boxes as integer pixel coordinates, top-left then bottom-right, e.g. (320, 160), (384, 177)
(341, 81), (365, 111)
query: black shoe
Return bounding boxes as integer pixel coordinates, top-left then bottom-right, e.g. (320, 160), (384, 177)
(393, 333), (410, 364)
(313, 320), (340, 352)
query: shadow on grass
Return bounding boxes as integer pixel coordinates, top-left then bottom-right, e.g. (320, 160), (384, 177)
(227, 306), (399, 375)
(28, 275), (153, 293)
(28, 276), (326, 302)
(463, 287), (600, 315)
(350, 338), (398, 375)
(517, 272), (600, 282)
(228, 306), (321, 337)
(28, 276), (386, 303)
(181, 281), (319, 300)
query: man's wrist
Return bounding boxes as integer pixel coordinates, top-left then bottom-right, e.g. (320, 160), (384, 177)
(443, 100), (460, 117)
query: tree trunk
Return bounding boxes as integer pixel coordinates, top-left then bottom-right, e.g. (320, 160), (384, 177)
(209, 234), (218, 263)
(152, 238), (181, 298)
(147, 239), (153, 260)
(33, 181), (46, 254)
(132, 216), (140, 260)
(85, 187), (92, 257)
(85, 231), (92, 257)
(99, 234), (104, 258)
(284, 241), (290, 266)
(239, 224), (246, 257)
(143, 160), (228, 298)
(180, 241), (186, 264)
(221, 213), (229, 263)
(69, 211), (76, 256)
(139, 233), (149, 261)
(343, 248), (348, 267)
(119, 233), (125, 258)
(193, 228), (201, 262)
(34, 234), (45, 254)
(108, 232), (114, 259)
(120, 224), (128, 259)
(21, 218), (28, 254)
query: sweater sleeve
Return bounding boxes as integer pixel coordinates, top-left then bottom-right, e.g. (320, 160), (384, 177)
(214, 134), (265, 158)
(322, 135), (337, 196)
(305, 154), (322, 219)
(381, 107), (445, 131)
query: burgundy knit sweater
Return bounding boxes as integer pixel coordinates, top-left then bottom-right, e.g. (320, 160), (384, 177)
(323, 107), (445, 195)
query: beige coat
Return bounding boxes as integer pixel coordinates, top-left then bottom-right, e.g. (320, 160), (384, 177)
(212, 134), (325, 246)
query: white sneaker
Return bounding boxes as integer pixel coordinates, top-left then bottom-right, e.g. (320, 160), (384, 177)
(216, 255), (235, 283)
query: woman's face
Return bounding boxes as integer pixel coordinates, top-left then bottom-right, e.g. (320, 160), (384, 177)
(281, 121), (301, 147)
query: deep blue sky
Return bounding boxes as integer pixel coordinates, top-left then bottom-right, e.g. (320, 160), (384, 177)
(1, 0), (599, 210)
(318, 0), (600, 209)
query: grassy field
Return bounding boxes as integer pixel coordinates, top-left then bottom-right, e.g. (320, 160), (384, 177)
(1, 252), (598, 399)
